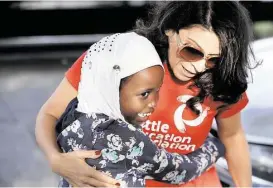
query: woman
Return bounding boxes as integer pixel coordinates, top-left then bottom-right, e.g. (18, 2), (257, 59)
(35, 1), (256, 187)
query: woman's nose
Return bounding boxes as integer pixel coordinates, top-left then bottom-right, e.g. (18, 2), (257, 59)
(192, 59), (207, 73)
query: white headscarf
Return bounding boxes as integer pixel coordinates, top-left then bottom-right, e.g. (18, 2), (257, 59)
(76, 32), (163, 122)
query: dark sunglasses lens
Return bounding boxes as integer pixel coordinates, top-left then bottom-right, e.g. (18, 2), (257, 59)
(180, 46), (204, 61)
(207, 57), (220, 68)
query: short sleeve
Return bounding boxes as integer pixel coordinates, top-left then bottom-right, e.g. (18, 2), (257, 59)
(65, 51), (87, 91)
(217, 92), (249, 119)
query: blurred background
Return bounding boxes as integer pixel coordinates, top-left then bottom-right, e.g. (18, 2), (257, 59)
(0, 1), (273, 187)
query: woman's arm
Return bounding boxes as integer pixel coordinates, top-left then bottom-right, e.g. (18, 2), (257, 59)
(35, 78), (77, 161)
(216, 112), (252, 187)
(35, 77), (119, 187)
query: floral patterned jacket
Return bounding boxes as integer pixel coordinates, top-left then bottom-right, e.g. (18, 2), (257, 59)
(56, 98), (225, 187)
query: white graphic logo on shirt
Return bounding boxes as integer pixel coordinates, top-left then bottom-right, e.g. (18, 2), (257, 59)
(174, 95), (209, 133)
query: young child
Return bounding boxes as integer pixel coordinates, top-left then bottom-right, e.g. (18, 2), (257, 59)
(56, 32), (225, 187)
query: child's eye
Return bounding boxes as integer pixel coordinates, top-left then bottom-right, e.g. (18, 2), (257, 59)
(140, 91), (149, 98)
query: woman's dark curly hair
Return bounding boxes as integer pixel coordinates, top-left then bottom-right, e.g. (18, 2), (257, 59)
(133, 1), (258, 114)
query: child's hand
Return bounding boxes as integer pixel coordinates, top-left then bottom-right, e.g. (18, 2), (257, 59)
(49, 150), (120, 187)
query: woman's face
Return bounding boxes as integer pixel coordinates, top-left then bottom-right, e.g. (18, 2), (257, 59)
(120, 65), (164, 126)
(167, 25), (221, 82)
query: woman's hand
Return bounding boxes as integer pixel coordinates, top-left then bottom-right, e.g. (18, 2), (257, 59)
(50, 150), (120, 187)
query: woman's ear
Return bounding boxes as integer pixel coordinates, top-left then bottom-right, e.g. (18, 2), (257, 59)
(164, 29), (175, 37)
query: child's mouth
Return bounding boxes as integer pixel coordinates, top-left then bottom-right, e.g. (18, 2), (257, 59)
(136, 112), (152, 123)
(137, 112), (152, 118)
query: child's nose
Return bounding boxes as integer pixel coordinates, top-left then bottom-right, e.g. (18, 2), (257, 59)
(148, 102), (156, 108)
(148, 93), (159, 109)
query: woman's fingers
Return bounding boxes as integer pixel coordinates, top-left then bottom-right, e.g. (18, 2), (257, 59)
(73, 150), (101, 159)
(66, 177), (96, 187)
(73, 150), (120, 186)
(68, 172), (119, 187)
(82, 176), (119, 187)
(53, 150), (120, 187)
(81, 165), (120, 186)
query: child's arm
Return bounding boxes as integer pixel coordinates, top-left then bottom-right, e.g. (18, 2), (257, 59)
(136, 135), (225, 184)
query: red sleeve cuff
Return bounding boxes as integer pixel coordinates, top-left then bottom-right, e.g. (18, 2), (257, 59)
(65, 51), (87, 91)
(217, 92), (249, 119)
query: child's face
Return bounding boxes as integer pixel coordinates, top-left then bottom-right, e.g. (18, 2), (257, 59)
(120, 65), (164, 126)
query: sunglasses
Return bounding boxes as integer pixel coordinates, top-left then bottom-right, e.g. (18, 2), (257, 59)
(176, 34), (221, 69)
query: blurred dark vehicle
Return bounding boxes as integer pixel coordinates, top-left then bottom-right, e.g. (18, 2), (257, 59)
(1, 1), (273, 59)
(0, 1), (149, 61)
(0, 1), (273, 38)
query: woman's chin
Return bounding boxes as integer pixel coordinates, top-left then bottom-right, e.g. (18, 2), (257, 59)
(174, 71), (193, 82)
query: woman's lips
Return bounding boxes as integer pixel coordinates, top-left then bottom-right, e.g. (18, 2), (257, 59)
(181, 64), (195, 78)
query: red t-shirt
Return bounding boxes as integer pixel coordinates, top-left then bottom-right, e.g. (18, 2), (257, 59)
(65, 52), (248, 187)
